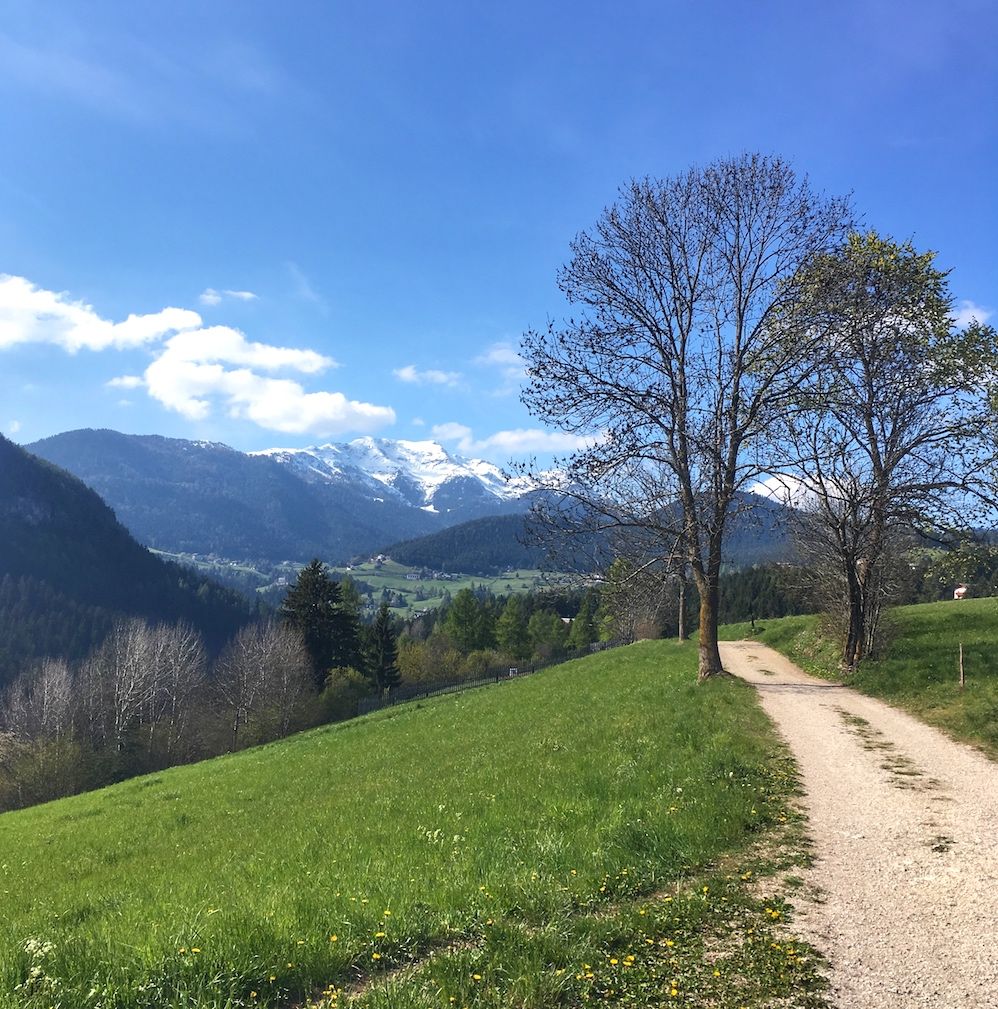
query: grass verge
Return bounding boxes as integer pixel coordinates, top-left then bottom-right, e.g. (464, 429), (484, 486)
(720, 598), (998, 759)
(1, 640), (827, 1008)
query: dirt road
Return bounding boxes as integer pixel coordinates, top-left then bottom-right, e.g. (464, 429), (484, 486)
(720, 640), (998, 1008)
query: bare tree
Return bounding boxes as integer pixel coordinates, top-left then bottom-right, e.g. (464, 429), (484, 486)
(1, 658), (73, 742)
(78, 618), (158, 752)
(522, 154), (851, 679)
(0, 659), (78, 808)
(772, 232), (998, 668)
(214, 621), (312, 748)
(141, 622), (207, 763)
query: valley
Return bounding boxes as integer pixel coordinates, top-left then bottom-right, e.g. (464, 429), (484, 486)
(153, 548), (553, 617)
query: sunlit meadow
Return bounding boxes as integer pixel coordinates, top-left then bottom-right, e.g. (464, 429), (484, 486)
(0, 640), (826, 1007)
(720, 597), (998, 758)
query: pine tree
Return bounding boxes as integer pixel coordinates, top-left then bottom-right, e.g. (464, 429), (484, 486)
(368, 602), (401, 692)
(568, 591), (598, 649)
(495, 594), (530, 659)
(279, 560), (341, 688)
(442, 588), (494, 652)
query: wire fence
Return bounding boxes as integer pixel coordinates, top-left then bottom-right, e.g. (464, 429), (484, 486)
(357, 638), (630, 716)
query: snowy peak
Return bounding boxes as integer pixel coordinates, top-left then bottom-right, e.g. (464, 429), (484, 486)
(252, 437), (532, 515)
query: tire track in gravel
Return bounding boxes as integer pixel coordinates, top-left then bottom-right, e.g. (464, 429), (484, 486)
(720, 640), (998, 1008)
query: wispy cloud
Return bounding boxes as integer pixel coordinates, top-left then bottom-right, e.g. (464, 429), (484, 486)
(432, 421), (594, 458)
(7, 420), (21, 435)
(474, 340), (527, 395)
(287, 261), (325, 309)
(0, 24), (299, 134)
(106, 375), (145, 389)
(200, 287), (258, 306)
(1, 274), (395, 438)
(952, 299), (993, 329)
(393, 364), (462, 386)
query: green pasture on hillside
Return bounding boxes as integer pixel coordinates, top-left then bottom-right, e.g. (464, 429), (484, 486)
(720, 597), (998, 758)
(333, 560), (548, 615)
(0, 641), (826, 1008)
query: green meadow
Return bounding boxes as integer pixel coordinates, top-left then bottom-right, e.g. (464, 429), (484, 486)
(0, 641), (826, 1008)
(333, 560), (547, 616)
(720, 597), (998, 758)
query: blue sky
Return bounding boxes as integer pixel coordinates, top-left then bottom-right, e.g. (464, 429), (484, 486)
(1, 0), (995, 463)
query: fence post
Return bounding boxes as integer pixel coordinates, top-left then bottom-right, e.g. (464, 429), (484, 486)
(959, 642), (965, 690)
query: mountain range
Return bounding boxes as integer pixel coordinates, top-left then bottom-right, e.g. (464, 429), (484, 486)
(27, 430), (535, 564)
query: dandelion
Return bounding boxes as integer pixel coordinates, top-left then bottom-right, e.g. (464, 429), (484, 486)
(329, 935), (338, 943)
(372, 952), (381, 961)
(191, 947), (201, 954)
(472, 973), (482, 981)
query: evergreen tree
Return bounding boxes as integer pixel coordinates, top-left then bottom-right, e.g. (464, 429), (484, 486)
(567, 591), (598, 649)
(330, 576), (364, 672)
(528, 609), (569, 659)
(495, 594), (530, 659)
(442, 588), (495, 652)
(279, 560), (341, 688)
(368, 602), (401, 692)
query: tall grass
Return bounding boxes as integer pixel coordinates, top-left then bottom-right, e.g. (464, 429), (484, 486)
(1, 640), (824, 1008)
(720, 598), (998, 757)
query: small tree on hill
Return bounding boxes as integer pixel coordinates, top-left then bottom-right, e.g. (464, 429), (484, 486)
(774, 232), (998, 668)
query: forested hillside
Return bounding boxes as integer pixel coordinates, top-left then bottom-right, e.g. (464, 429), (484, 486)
(0, 436), (254, 684)
(385, 514), (548, 573)
(385, 493), (795, 575)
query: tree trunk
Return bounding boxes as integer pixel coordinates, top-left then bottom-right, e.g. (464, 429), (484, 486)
(697, 579), (724, 681)
(677, 578), (687, 641)
(842, 573), (864, 671)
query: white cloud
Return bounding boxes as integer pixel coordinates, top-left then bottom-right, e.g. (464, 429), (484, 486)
(106, 374), (145, 389)
(952, 299), (993, 329)
(0, 274), (200, 352)
(1, 275), (396, 438)
(393, 364), (462, 386)
(432, 422), (595, 458)
(200, 287), (258, 306)
(7, 420), (20, 434)
(143, 326), (391, 435)
(475, 340), (527, 395)
(476, 343), (525, 370)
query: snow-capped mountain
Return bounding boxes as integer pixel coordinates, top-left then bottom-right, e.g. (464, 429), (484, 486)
(26, 429), (537, 564)
(253, 437), (533, 515)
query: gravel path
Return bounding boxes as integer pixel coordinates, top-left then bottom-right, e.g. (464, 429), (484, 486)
(719, 640), (998, 1008)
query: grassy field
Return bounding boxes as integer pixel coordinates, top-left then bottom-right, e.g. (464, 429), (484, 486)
(335, 560), (549, 616)
(0, 641), (826, 1008)
(720, 597), (998, 758)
